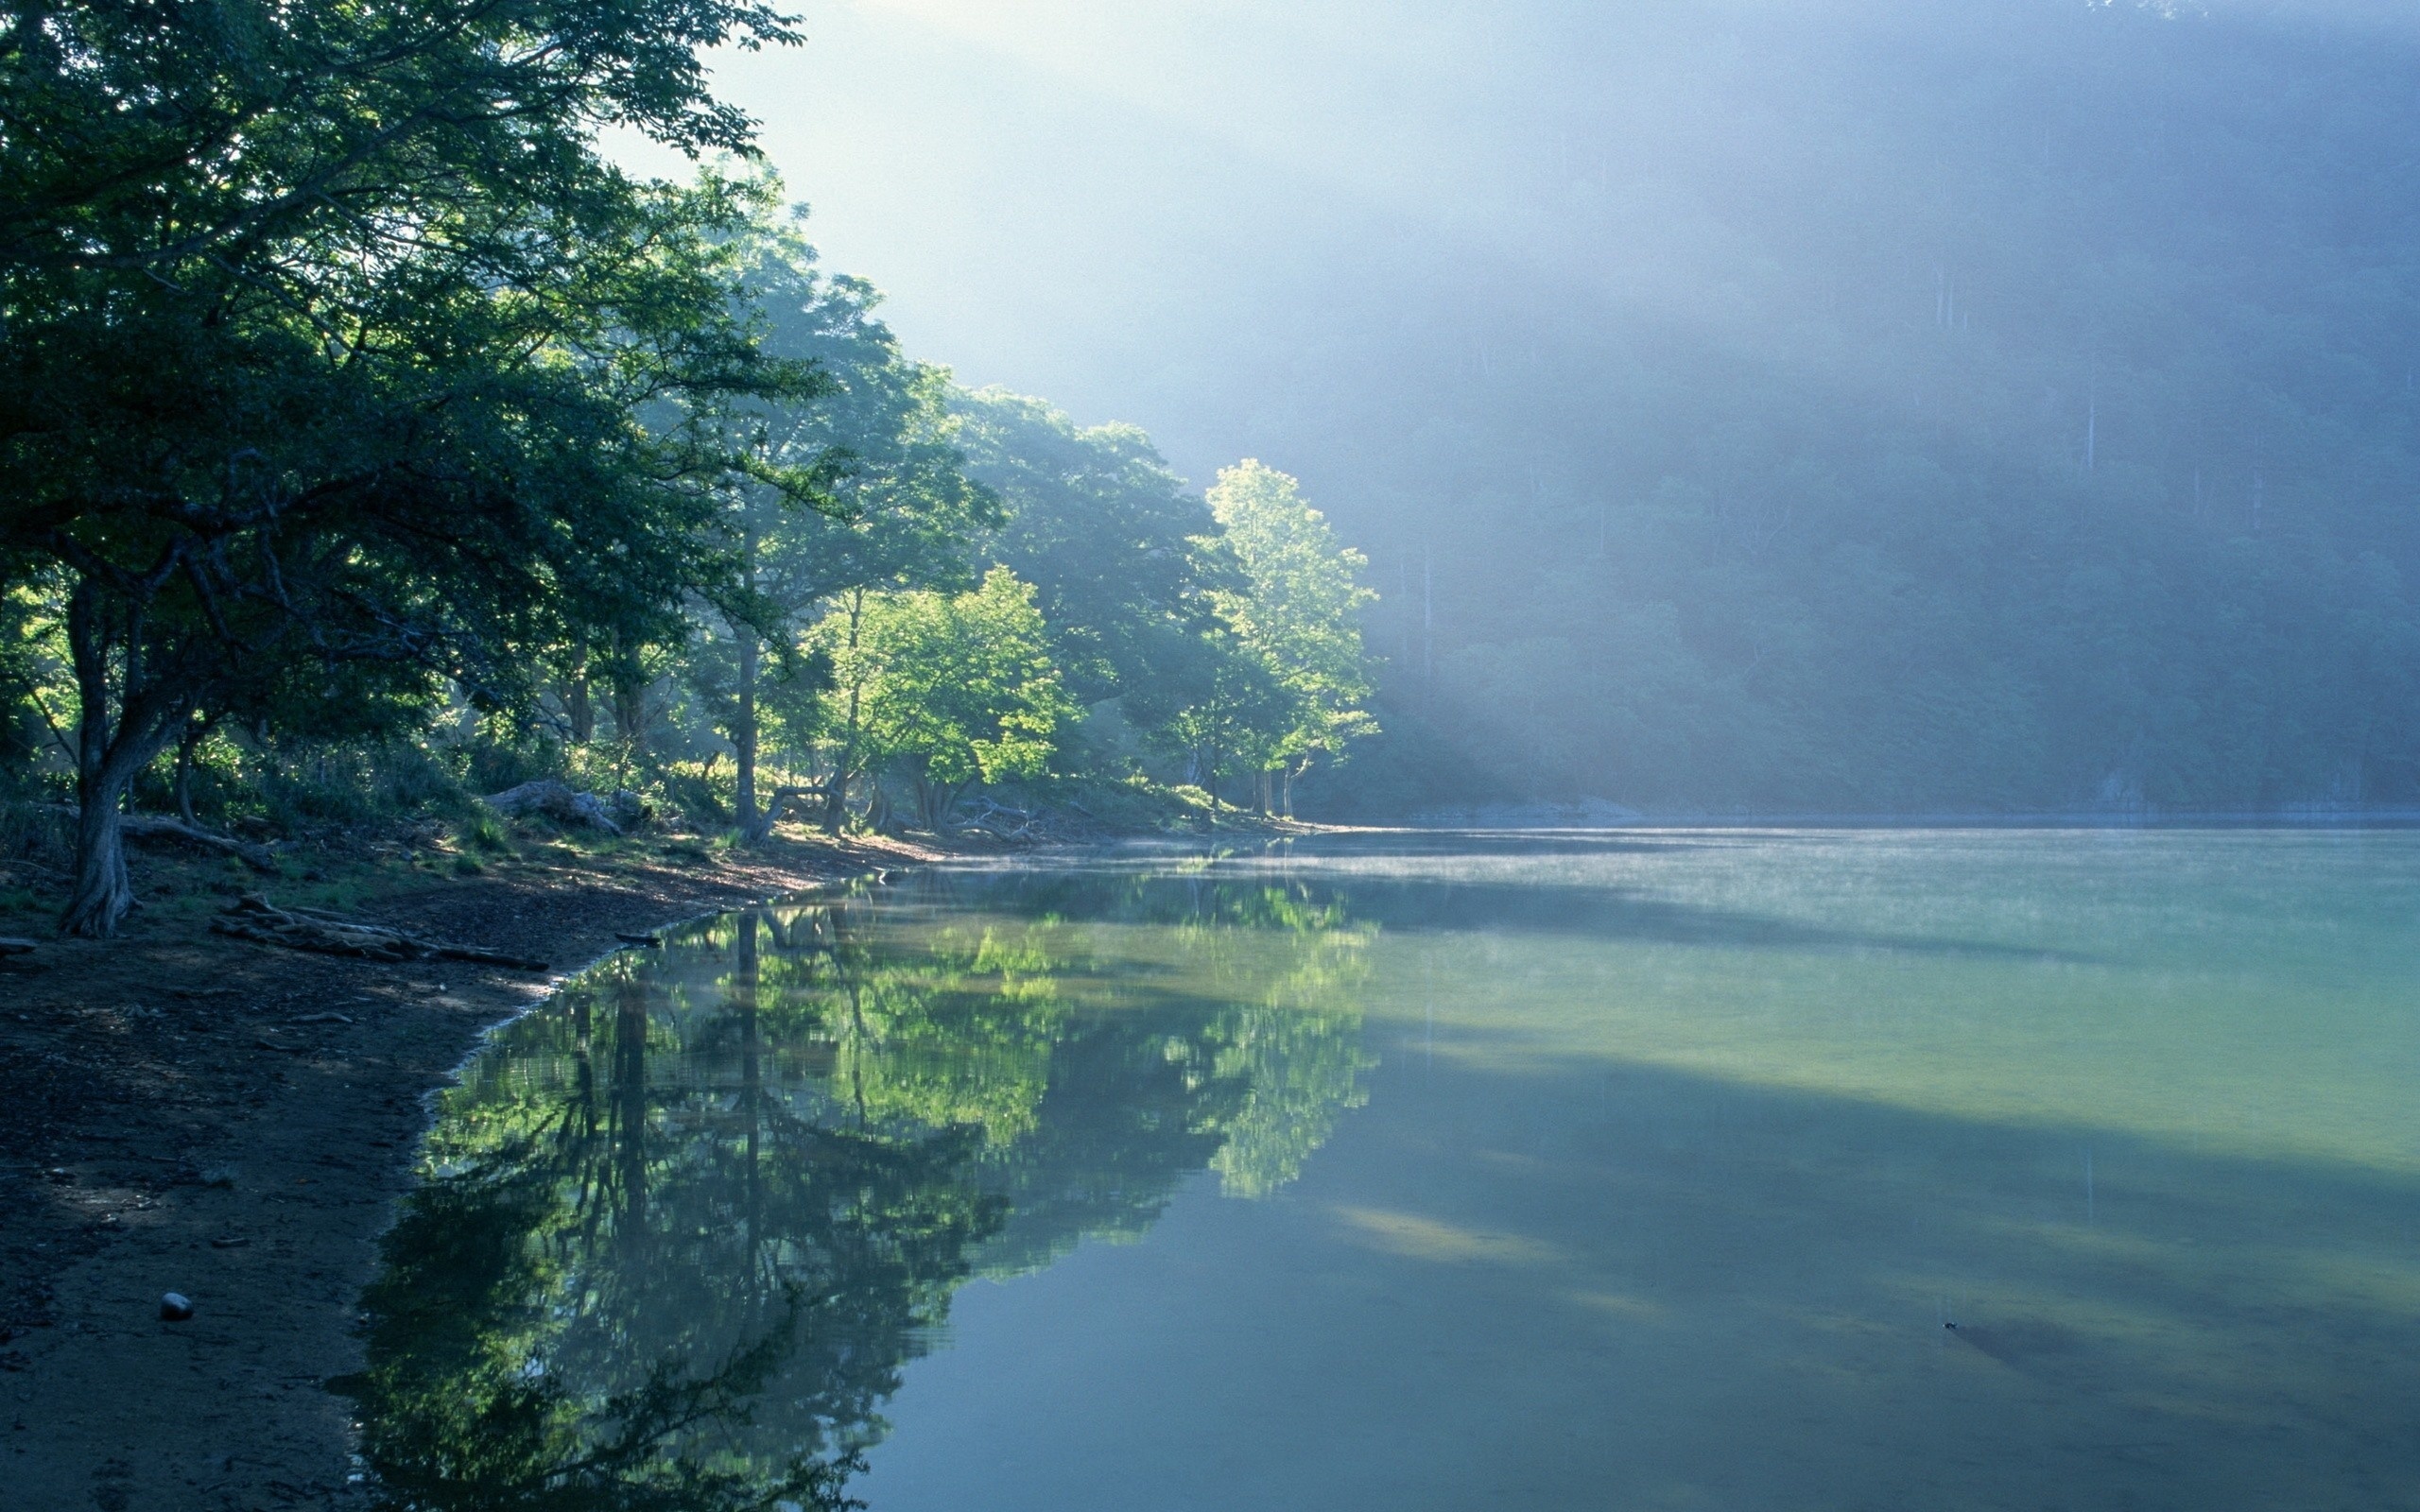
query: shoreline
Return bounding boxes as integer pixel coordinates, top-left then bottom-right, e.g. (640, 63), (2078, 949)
(0, 828), (941, 1512)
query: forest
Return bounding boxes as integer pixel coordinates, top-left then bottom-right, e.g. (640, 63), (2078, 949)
(12, 0), (2420, 948)
(0, 0), (1377, 938)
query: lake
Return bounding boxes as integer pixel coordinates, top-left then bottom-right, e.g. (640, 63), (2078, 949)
(346, 829), (2420, 1510)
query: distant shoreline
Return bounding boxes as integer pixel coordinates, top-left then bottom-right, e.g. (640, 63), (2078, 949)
(1400, 808), (2420, 830)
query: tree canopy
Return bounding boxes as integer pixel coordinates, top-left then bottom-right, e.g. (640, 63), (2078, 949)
(0, 0), (1389, 941)
(0, 0), (816, 930)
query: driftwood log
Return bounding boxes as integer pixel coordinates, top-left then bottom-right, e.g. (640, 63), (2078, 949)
(38, 805), (279, 873)
(210, 894), (548, 971)
(482, 780), (649, 834)
(961, 798), (1053, 842)
(0, 936), (36, 956)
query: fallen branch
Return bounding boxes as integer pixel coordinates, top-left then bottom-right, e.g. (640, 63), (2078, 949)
(38, 805), (280, 873)
(961, 797), (1052, 842)
(210, 894), (548, 971)
(762, 783), (834, 827)
(0, 937), (36, 956)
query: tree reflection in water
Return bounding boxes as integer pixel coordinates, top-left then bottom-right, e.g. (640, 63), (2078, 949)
(344, 868), (1374, 1511)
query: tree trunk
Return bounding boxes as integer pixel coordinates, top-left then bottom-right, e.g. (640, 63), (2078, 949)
(610, 630), (649, 755)
(60, 581), (187, 938)
(732, 519), (767, 840)
(734, 626), (763, 839)
(564, 656), (596, 744)
(172, 714), (213, 826)
(931, 781), (968, 834)
(821, 769), (850, 835)
(829, 589), (867, 836)
(59, 797), (133, 938)
(612, 677), (648, 753)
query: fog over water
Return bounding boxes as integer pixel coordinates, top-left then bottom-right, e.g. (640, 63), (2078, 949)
(629, 1), (2420, 815)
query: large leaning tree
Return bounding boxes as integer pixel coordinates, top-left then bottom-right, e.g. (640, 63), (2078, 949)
(0, 0), (816, 936)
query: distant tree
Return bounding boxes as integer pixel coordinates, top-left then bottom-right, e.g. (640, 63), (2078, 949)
(809, 568), (1077, 832)
(1201, 462), (1379, 814)
(1129, 627), (1291, 815)
(951, 388), (1224, 707)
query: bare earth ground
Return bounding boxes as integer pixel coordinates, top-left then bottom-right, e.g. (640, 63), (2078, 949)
(0, 827), (942, 1512)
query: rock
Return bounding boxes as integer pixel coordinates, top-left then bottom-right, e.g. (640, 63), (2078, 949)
(159, 1293), (194, 1322)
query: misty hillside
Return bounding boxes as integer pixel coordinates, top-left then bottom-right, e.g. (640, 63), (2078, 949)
(752, 0), (2420, 815)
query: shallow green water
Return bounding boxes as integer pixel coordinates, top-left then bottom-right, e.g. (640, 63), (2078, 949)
(350, 830), (2420, 1509)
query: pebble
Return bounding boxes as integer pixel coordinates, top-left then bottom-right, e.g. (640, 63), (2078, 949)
(160, 1293), (195, 1322)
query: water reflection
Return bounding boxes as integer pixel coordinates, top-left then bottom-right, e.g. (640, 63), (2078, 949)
(345, 869), (1373, 1511)
(354, 833), (2420, 1510)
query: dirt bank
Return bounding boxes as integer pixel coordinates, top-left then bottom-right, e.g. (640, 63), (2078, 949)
(0, 829), (939, 1512)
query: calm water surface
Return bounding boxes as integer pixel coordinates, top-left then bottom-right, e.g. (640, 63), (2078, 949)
(350, 830), (2420, 1509)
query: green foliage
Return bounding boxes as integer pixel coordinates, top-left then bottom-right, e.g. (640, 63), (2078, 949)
(1203, 461), (1379, 780)
(809, 568), (1079, 828)
(0, 1), (1388, 873)
(1099, 463), (1382, 814)
(953, 387), (1220, 705)
(459, 816), (515, 857)
(0, 0), (821, 931)
(671, 190), (1001, 833)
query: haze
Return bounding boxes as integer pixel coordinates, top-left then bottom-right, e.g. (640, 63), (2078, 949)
(666, 0), (2420, 815)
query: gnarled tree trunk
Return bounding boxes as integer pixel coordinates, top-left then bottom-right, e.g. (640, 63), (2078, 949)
(60, 794), (133, 939)
(59, 582), (192, 938)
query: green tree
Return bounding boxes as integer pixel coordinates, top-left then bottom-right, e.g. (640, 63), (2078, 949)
(809, 567), (1078, 831)
(1129, 627), (1291, 816)
(1202, 461), (1379, 814)
(0, 1), (810, 934)
(685, 197), (998, 838)
(952, 387), (1223, 709)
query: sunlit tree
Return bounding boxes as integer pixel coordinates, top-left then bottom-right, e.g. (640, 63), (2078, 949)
(808, 567), (1078, 831)
(1201, 461), (1379, 814)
